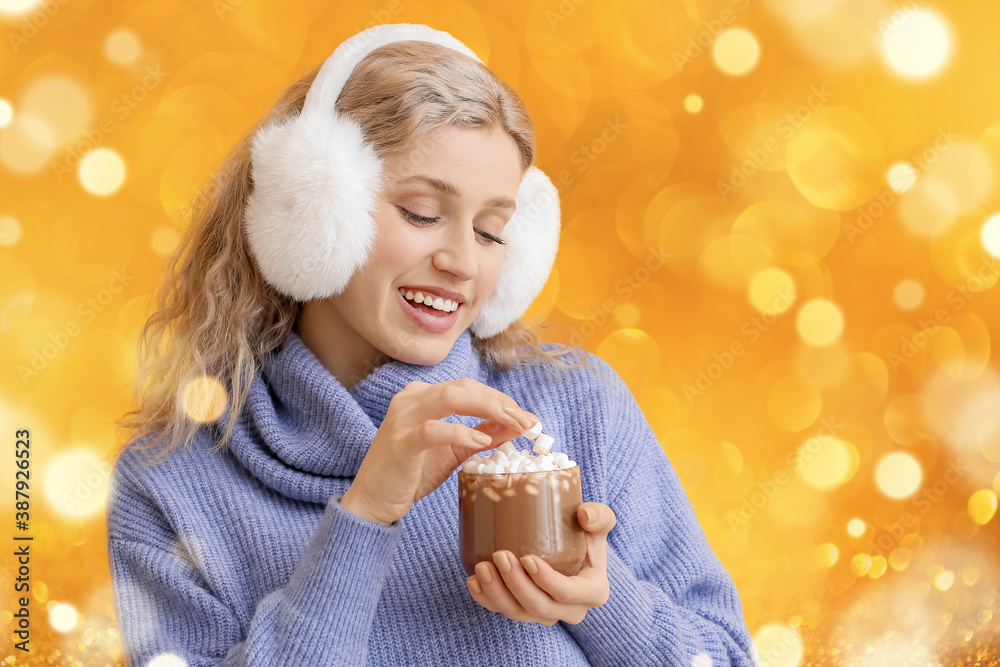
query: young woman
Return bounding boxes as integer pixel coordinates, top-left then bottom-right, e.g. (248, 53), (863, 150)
(107, 23), (757, 666)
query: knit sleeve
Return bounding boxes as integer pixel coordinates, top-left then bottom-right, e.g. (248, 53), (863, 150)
(560, 358), (759, 667)
(107, 465), (403, 666)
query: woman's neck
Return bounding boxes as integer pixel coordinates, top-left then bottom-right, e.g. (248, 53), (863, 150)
(293, 301), (393, 389)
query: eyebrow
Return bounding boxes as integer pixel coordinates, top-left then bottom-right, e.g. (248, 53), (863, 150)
(396, 175), (517, 211)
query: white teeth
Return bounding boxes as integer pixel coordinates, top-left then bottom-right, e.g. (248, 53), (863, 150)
(399, 288), (459, 312)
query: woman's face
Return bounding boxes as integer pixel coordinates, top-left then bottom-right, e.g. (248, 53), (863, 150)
(305, 124), (523, 378)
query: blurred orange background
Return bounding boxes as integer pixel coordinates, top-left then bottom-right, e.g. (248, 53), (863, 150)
(2, 0), (1000, 664)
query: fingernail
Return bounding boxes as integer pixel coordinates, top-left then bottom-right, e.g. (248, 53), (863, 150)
(493, 551), (511, 573)
(583, 507), (595, 523)
(476, 562), (493, 585)
(503, 406), (531, 429)
(520, 555), (538, 575)
(469, 579), (482, 595)
(472, 431), (492, 446)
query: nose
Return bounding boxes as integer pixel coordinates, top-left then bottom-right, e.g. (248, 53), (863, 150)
(432, 219), (479, 281)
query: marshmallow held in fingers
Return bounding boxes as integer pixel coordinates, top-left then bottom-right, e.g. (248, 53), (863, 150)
(531, 433), (554, 456)
(521, 420), (543, 440)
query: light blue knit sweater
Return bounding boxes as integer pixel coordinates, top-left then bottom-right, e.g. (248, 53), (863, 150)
(106, 328), (758, 666)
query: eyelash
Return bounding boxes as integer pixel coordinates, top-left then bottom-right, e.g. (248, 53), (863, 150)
(396, 206), (507, 246)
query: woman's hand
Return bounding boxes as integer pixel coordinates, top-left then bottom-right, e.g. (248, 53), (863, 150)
(340, 378), (538, 526)
(465, 502), (617, 626)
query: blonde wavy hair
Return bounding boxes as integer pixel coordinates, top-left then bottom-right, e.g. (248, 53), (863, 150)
(114, 40), (598, 466)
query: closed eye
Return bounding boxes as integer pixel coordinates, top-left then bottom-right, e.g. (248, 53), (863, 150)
(395, 206), (507, 246)
(397, 207), (439, 225)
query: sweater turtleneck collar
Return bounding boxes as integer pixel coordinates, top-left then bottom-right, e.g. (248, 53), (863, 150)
(219, 327), (487, 504)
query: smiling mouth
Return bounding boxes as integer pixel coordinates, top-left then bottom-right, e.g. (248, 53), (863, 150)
(397, 287), (461, 333)
(398, 288), (461, 314)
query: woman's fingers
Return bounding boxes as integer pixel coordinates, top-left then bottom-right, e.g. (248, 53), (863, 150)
(515, 552), (608, 606)
(400, 378), (539, 433)
(411, 420), (502, 460)
(471, 420), (525, 445)
(489, 551), (564, 619)
(577, 503), (616, 573)
(473, 560), (557, 625)
(466, 575), (500, 613)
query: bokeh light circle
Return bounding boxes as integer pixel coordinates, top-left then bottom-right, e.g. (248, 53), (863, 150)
(893, 279), (924, 310)
(0, 215), (22, 247)
(748, 268), (797, 314)
(1, 112), (58, 173)
(150, 226), (181, 256)
(797, 436), (855, 490)
(0, 98), (12, 127)
(712, 28), (760, 76)
(786, 107), (886, 211)
(981, 213), (1000, 258)
(43, 447), (109, 519)
(812, 542), (839, 568)
(684, 94), (704, 114)
(796, 298), (844, 346)
(147, 654), (189, 667)
(887, 161), (917, 193)
(105, 29), (142, 66)
(752, 623), (803, 667)
(181, 375), (229, 423)
(22, 75), (91, 144)
(880, 8), (952, 80)
(935, 569), (955, 591)
(875, 451), (923, 499)
(691, 654), (712, 667)
(79, 148), (126, 196)
(967, 489), (997, 525)
(847, 518), (866, 537)
(851, 553), (872, 576)
(0, 0), (41, 13)
(48, 602), (78, 633)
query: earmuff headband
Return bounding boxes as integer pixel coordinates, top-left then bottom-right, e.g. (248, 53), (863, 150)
(243, 23), (561, 339)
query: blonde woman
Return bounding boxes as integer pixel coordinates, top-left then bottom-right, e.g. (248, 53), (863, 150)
(107, 23), (756, 666)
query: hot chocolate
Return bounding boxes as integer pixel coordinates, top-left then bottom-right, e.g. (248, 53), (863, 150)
(458, 466), (586, 577)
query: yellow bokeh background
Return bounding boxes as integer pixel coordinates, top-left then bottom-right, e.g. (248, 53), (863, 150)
(2, 0), (1000, 663)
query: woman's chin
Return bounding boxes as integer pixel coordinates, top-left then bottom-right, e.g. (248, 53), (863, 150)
(384, 331), (462, 366)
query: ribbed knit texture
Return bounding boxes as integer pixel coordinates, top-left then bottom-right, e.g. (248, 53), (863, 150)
(106, 328), (759, 666)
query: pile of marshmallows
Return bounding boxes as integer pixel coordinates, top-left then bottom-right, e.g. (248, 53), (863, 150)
(462, 418), (577, 474)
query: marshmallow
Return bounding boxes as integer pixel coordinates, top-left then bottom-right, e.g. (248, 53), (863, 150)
(532, 433), (554, 456)
(461, 426), (575, 474)
(536, 458), (555, 472)
(498, 441), (519, 458)
(521, 419), (543, 440)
